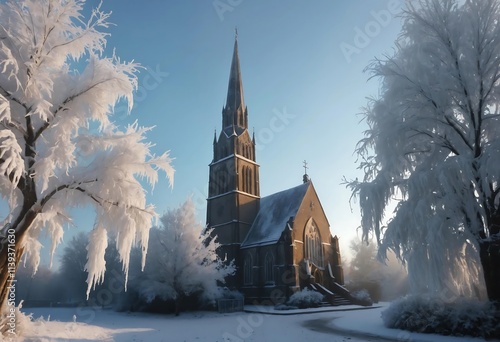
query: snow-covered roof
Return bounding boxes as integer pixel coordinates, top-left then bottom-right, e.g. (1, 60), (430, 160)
(240, 182), (310, 249)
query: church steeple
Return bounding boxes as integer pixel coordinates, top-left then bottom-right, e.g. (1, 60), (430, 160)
(210, 33), (259, 196)
(206, 33), (261, 289)
(223, 30), (247, 129)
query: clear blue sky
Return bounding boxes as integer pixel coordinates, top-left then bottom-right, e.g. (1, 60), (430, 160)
(44, 0), (405, 265)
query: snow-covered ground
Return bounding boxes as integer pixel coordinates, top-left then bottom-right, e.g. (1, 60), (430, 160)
(13, 304), (489, 342)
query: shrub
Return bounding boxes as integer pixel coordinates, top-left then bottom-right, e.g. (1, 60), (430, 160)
(286, 289), (324, 309)
(346, 280), (381, 303)
(352, 289), (373, 305)
(218, 289), (244, 301)
(382, 295), (500, 339)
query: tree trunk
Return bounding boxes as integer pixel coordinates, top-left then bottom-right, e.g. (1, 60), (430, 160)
(175, 296), (181, 316)
(0, 236), (27, 314)
(0, 208), (38, 313)
(479, 239), (500, 304)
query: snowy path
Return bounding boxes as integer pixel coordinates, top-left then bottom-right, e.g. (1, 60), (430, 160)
(17, 305), (486, 342)
(19, 307), (385, 342)
(303, 317), (395, 342)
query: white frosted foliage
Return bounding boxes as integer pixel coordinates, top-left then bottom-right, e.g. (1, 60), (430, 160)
(0, 0), (174, 303)
(0, 130), (23, 189)
(348, 0), (500, 299)
(85, 226), (108, 298)
(137, 199), (235, 304)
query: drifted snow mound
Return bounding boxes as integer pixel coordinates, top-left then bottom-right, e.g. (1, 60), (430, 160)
(0, 302), (33, 339)
(382, 295), (500, 339)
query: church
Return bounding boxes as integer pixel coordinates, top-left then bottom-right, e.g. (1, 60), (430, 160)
(206, 35), (347, 304)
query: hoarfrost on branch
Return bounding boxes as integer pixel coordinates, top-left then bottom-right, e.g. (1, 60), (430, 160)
(347, 0), (500, 300)
(0, 0), (174, 304)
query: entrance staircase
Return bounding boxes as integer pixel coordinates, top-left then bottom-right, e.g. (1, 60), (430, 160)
(303, 260), (372, 307)
(307, 282), (370, 307)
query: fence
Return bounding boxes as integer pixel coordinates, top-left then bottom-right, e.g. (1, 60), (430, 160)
(217, 298), (244, 313)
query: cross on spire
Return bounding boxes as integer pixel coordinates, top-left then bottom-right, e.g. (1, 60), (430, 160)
(303, 160), (310, 183)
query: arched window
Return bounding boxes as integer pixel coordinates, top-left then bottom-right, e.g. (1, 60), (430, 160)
(264, 252), (275, 284)
(305, 219), (323, 267)
(244, 254), (253, 285)
(240, 166), (244, 192)
(219, 169), (227, 194)
(241, 166), (247, 193)
(247, 168), (253, 194)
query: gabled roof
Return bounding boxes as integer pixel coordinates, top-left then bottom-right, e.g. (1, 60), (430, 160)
(241, 182), (310, 249)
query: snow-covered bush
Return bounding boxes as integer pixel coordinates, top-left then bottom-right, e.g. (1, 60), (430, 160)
(351, 289), (372, 305)
(286, 288), (324, 309)
(218, 289), (244, 301)
(382, 295), (500, 338)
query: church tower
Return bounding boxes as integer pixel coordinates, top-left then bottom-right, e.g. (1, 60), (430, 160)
(207, 34), (260, 287)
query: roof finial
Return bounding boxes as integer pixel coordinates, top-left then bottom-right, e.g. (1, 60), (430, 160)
(235, 27), (238, 41)
(303, 160), (310, 183)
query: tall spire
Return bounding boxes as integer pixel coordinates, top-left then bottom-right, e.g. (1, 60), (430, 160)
(224, 29), (246, 128)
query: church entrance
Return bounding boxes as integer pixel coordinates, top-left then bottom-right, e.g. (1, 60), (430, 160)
(313, 268), (323, 286)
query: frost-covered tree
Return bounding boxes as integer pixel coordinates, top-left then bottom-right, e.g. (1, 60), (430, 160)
(347, 237), (408, 301)
(59, 232), (124, 304)
(348, 238), (380, 284)
(59, 233), (89, 303)
(0, 0), (174, 313)
(347, 0), (500, 302)
(137, 199), (235, 315)
(14, 264), (63, 306)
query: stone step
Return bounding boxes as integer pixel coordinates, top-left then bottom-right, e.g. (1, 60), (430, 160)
(319, 301), (331, 307)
